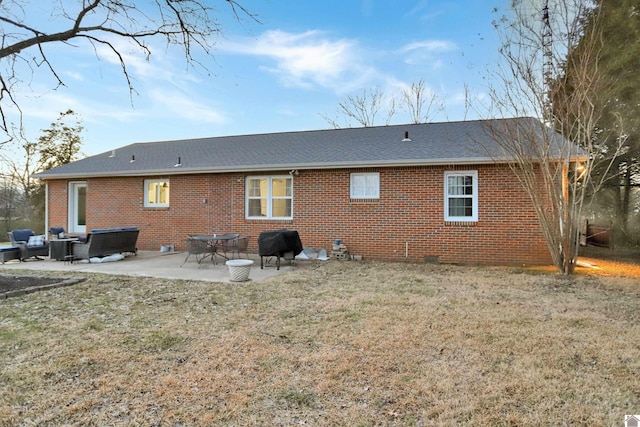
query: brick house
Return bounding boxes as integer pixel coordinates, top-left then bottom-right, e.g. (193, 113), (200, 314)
(35, 117), (577, 265)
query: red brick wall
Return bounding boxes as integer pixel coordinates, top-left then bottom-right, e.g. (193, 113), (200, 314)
(47, 180), (69, 228)
(46, 164), (552, 265)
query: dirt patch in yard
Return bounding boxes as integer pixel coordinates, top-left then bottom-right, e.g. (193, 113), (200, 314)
(0, 275), (61, 291)
(0, 274), (85, 298)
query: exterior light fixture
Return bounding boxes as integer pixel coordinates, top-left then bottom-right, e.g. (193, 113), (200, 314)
(575, 162), (587, 180)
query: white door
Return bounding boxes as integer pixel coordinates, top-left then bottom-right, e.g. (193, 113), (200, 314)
(68, 182), (87, 234)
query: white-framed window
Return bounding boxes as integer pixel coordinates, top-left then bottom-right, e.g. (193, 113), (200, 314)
(246, 176), (293, 219)
(350, 172), (380, 199)
(144, 178), (170, 207)
(444, 171), (478, 222)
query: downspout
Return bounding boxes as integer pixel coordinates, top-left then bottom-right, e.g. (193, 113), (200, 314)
(44, 181), (49, 235)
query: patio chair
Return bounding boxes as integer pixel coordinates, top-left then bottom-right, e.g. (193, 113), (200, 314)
(216, 234), (244, 259)
(49, 227), (86, 242)
(222, 236), (249, 259)
(181, 237), (209, 267)
(49, 226), (65, 239)
(8, 229), (50, 261)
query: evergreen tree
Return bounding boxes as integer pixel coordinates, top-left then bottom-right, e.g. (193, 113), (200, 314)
(30, 110), (84, 229)
(37, 110), (84, 171)
(559, 0), (640, 242)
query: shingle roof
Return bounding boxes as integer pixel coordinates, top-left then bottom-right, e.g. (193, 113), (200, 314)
(35, 117), (576, 179)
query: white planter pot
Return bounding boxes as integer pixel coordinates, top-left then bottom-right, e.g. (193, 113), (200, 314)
(226, 259), (254, 282)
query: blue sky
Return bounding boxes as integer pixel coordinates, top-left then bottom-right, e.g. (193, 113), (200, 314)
(10, 0), (510, 156)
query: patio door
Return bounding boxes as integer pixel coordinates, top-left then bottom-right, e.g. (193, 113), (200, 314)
(68, 181), (86, 234)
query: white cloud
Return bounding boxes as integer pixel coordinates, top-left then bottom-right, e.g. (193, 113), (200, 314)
(16, 86), (145, 125)
(399, 39), (457, 67)
(432, 59), (444, 70)
(92, 38), (168, 80)
(149, 89), (226, 124)
(63, 71), (85, 81)
(400, 40), (457, 53)
(89, 37), (202, 87)
(220, 30), (364, 90)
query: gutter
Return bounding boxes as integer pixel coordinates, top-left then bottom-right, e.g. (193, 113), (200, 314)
(33, 157), (526, 180)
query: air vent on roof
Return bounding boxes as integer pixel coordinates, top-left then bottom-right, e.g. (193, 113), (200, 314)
(402, 131), (412, 142)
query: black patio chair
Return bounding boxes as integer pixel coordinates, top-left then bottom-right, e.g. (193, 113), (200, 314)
(181, 237), (209, 267)
(221, 236), (250, 259)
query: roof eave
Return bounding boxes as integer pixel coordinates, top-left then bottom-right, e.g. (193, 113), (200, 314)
(35, 155), (583, 180)
(35, 158), (507, 180)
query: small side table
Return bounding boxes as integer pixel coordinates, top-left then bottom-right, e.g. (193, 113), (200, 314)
(50, 238), (78, 261)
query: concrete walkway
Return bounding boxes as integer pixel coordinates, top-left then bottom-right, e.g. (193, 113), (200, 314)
(0, 250), (293, 283)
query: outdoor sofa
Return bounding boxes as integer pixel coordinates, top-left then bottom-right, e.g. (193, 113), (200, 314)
(71, 227), (139, 260)
(7, 229), (49, 261)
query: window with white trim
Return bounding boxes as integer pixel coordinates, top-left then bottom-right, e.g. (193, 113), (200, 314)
(144, 179), (170, 207)
(246, 176), (293, 219)
(350, 172), (380, 199)
(444, 171), (478, 222)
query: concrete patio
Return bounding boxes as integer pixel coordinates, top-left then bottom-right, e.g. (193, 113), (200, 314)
(0, 250), (295, 283)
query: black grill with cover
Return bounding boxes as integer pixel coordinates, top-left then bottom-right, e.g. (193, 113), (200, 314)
(257, 230), (303, 270)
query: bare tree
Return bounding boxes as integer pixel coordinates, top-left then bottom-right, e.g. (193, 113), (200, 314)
(0, 131), (40, 225)
(401, 79), (444, 124)
(0, 163), (23, 232)
(0, 0), (255, 134)
(0, 109), (85, 229)
(321, 87), (396, 128)
(486, 0), (624, 274)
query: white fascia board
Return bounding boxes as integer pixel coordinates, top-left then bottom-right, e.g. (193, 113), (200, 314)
(35, 157), (518, 180)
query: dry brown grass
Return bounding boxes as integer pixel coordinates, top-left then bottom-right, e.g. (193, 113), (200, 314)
(1, 259), (639, 426)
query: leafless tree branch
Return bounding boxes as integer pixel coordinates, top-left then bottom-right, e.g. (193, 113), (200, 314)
(401, 79), (444, 124)
(323, 87), (396, 128)
(0, 0), (257, 135)
(484, 0), (618, 274)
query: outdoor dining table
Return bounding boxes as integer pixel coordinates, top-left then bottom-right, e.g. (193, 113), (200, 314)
(189, 233), (238, 265)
